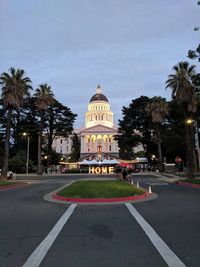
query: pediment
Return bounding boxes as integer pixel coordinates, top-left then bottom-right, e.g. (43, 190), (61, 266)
(81, 124), (117, 134)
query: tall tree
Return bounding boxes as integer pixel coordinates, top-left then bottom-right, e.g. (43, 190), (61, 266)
(116, 96), (156, 159)
(161, 100), (186, 163)
(0, 68), (32, 179)
(45, 100), (77, 162)
(146, 97), (169, 171)
(34, 84), (54, 175)
(70, 132), (80, 162)
(166, 61), (198, 176)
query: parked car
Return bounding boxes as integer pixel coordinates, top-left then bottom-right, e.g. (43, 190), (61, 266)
(0, 169), (14, 179)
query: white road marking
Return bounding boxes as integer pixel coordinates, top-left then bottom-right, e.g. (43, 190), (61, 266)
(146, 182), (169, 186)
(126, 203), (186, 267)
(22, 204), (77, 267)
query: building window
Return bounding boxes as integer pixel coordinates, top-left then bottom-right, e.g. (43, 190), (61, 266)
(109, 145), (111, 152)
(60, 139), (62, 144)
(66, 146), (68, 152)
(60, 146), (62, 153)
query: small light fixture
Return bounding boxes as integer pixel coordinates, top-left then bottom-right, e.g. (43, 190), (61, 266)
(186, 119), (193, 124)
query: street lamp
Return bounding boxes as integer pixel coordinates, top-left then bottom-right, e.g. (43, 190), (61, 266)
(186, 119), (200, 170)
(23, 132), (30, 175)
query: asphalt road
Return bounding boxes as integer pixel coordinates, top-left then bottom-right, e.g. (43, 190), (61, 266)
(0, 174), (199, 267)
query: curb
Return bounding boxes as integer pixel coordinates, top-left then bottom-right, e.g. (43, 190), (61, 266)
(175, 181), (200, 189)
(0, 182), (27, 191)
(52, 191), (150, 203)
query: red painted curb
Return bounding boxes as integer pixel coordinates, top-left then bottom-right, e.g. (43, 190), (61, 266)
(175, 181), (200, 189)
(0, 182), (27, 190)
(53, 191), (149, 203)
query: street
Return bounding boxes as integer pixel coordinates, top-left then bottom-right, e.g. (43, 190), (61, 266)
(0, 174), (199, 267)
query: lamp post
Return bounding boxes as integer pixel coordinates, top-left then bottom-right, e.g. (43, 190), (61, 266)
(186, 119), (200, 171)
(23, 132), (30, 175)
(194, 121), (200, 170)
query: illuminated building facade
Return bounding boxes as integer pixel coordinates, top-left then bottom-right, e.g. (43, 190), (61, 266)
(80, 85), (119, 160)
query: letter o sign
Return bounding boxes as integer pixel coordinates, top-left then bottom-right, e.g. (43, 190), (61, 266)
(95, 167), (101, 174)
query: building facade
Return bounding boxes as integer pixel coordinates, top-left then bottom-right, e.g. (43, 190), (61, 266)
(52, 85), (119, 160)
(80, 85), (119, 160)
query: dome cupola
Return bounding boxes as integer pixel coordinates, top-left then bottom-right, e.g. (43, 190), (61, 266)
(85, 85), (114, 128)
(89, 84), (108, 103)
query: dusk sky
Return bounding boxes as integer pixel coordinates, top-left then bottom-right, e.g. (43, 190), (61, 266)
(0, 0), (199, 127)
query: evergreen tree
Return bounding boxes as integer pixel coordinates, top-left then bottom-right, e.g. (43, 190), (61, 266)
(146, 97), (169, 171)
(166, 61), (198, 176)
(116, 96), (156, 159)
(34, 84), (54, 175)
(0, 68), (32, 179)
(70, 133), (80, 162)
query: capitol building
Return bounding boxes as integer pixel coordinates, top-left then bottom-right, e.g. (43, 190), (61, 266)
(52, 85), (119, 161)
(80, 85), (119, 160)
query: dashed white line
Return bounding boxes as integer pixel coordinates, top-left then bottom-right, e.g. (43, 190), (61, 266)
(126, 203), (186, 267)
(22, 204), (77, 267)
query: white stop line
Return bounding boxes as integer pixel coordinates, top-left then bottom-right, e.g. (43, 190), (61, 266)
(126, 203), (186, 267)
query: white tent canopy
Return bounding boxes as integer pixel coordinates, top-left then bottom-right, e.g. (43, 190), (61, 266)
(100, 159), (119, 165)
(136, 157), (148, 163)
(89, 159), (100, 165)
(109, 159), (120, 164)
(100, 159), (112, 164)
(80, 158), (120, 165)
(79, 159), (91, 165)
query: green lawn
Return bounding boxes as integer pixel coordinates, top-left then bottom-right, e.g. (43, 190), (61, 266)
(184, 179), (200, 185)
(57, 180), (144, 198)
(0, 181), (17, 186)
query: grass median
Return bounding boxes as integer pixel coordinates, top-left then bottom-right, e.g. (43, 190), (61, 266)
(0, 181), (17, 187)
(184, 179), (200, 185)
(57, 180), (144, 198)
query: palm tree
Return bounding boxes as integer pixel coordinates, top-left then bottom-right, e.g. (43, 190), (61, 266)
(166, 61), (198, 176)
(146, 97), (169, 171)
(0, 68), (32, 179)
(34, 84), (54, 175)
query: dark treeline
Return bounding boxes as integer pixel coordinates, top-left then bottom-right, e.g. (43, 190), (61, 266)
(117, 1), (200, 177)
(0, 68), (76, 178)
(116, 61), (200, 175)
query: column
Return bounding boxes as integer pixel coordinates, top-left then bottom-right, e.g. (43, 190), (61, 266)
(81, 135), (84, 153)
(89, 135), (91, 152)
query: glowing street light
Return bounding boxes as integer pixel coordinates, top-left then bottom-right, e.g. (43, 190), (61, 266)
(185, 119), (200, 170)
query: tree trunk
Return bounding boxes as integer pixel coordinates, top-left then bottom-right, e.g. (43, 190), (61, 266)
(157, 129), (163, 172)
(0, 110), (12, 180)
(37, 112), (44, 175)
(47, 107), (54, 167)
(185, 123), (197, 178)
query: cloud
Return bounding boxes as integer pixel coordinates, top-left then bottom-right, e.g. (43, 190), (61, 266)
(0, 0), (199, 127)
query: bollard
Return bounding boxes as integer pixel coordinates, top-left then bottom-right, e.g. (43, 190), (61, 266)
(131, 179), (133, 185)
(136, 181), (139, 188)
(148, 186), (152, 194)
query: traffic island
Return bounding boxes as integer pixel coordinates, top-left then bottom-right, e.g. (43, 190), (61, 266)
(52, 180), (152, 204)
(175, 179), (200, 189)
(0, 180), (27, 190)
